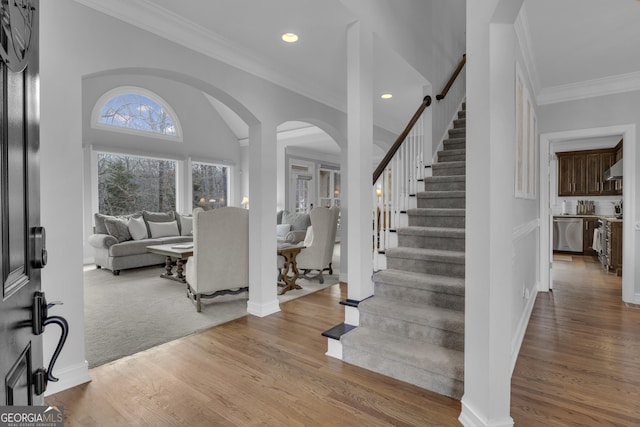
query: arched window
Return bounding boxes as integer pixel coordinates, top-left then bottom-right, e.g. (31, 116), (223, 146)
(92, 87), (182, 140)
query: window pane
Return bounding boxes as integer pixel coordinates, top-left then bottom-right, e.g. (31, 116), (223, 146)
(98, 153), (176, 215)
(192, 162), (228, 210)
(98, 93), (177, 136)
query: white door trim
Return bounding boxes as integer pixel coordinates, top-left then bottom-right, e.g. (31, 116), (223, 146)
(539, 124), (636, 302)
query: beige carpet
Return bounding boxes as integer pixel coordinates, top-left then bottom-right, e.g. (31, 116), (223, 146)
(84, 259), (338, 368)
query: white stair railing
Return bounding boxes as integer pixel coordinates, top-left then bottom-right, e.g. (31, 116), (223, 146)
(373, 96), (430, 271)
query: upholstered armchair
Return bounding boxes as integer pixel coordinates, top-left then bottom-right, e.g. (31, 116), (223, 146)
(185, 207), (249, 312)
(295, 206), (339, 284)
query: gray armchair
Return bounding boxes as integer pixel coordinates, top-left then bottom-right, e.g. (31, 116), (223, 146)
(185, 207), (249, 312)
(295, 206), (339, 284)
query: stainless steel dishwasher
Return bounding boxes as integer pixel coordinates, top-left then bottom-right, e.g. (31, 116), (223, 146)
(553, 217), (583, 253)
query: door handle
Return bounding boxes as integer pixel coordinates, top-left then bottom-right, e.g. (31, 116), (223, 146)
(31, 226), (47, 269)
(32, 291), (69, 395)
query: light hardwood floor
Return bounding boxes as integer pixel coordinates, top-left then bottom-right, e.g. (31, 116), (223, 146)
(46, 283), (462, 426)
(48, 255), (638, 426)
(511, 254), (639, 425)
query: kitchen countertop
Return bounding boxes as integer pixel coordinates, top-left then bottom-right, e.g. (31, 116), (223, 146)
(553, 214), (622, 222)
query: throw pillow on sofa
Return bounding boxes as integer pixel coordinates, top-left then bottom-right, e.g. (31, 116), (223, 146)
(142, 210), (176, 237)
(178, 214), (193, 236)
(104, 217), (132, 243)
(147, 220), (180, 238)
(128, 216), (148, 240)
(95, 212), (142, 234)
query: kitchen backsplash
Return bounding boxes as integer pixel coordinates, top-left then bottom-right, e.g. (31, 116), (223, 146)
(552, 197), (623, 216)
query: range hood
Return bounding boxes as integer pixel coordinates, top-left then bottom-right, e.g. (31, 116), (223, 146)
(604, 159), (623, 180)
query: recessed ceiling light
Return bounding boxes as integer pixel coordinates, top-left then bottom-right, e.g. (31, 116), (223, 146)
(282, 33), (299, 43)
(381, 93), (393, 99)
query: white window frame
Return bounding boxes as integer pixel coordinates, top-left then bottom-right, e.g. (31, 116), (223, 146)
(91, 86), (183, 142)
(189, 159), (232, 210)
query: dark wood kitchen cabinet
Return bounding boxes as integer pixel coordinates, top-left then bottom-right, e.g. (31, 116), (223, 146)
(610, 221), (623, 275)
(558, 146), (621, 197)
(558, 152), (586, 196)
(583, 217), (599, 255)
(586, 151), (616, 195)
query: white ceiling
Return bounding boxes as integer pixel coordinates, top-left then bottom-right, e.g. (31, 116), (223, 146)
(522, 0), (640, 104)
(77, 0), (640, 152)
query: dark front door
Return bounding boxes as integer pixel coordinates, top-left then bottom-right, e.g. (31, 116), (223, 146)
(0, 0), (44, 406)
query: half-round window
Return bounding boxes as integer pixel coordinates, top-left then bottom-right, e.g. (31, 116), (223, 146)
(92, 87), (182, 140)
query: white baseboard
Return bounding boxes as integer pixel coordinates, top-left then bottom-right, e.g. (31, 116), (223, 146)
(246, 299), (280, 317)
(459, 399), (514, 427)
(44, 360), (91, 397)
(325, 338), (342, 359)
(510, 282), (538, 373)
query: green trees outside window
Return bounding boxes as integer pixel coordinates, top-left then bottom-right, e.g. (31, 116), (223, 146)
(98, 153), (176, 215)
(192, 162), (228, 210)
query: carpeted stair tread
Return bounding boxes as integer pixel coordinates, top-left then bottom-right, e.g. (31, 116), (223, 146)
(443, 137), (466, 145)
(407, 208), (466, 218)
(448, 128), (465, 138)
(396, 226), (465, 239)
(438, 148), (466, 156)
(417, 190), (465, 199)
(424, 175), (466, 183)
(359, 296), (464, 334)
(342, 327), (464, 382)
(373, 269), (465, 296)
(453, 119), (466, 128)
(385, 247), (465, 264)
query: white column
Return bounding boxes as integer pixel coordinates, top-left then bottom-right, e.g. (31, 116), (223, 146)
(460, 1), (520, 426)
(246, 122), (280, 317)
(346, 21), (374, 305)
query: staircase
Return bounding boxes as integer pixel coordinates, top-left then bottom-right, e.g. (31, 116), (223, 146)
(341, 102), (466, 399)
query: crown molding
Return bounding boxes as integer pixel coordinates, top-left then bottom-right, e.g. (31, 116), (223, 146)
(73, 0), (345, 112)
(537, 71), (640, 105)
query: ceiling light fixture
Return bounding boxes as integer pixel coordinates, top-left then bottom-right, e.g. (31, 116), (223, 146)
(381, 93), (393, 99)
(281, 33), (299, 43)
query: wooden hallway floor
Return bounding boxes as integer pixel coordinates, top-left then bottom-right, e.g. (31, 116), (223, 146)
(511, 254), (640, 425)
(46, 283), (462, 426)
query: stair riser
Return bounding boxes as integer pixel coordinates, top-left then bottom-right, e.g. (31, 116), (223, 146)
(424, 181), (465, 192)
(342, 349), (464, 399)
(417, 197), (465, 209)
(408, 214), (465, 228)
(453, 119), (466, 128)
(386, 256), (465, 278)
(374, 282), (465, 311)
(443, 141), (466, 151)
(458, 110), (466, 119)
(398, 233), (465, 251)
(438, 153), (466, 163)
(432, 165), (465, 177)
(359, 311), (464, 351)
(448, 128), (465, 138)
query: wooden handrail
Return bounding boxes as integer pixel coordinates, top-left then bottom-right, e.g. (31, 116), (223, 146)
(372, 95), (432, 185)
(436, 54), (466, 101)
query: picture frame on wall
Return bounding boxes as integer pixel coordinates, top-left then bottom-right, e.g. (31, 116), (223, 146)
(515, 62), (537, 199)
